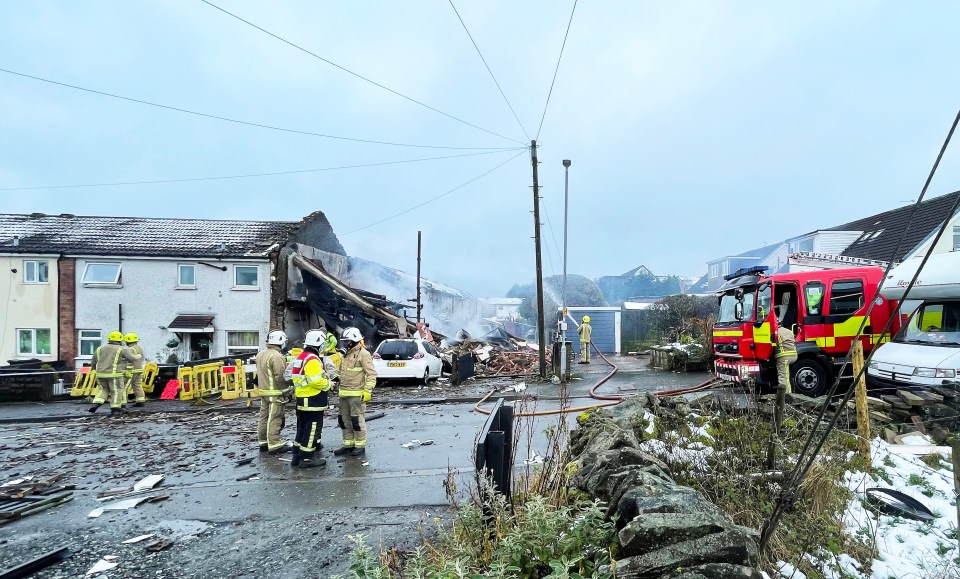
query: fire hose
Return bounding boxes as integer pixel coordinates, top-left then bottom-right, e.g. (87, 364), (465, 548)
(474, 342), (723, 417)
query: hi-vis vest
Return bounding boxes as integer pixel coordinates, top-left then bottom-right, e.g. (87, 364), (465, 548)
(289, 350), (330, 399)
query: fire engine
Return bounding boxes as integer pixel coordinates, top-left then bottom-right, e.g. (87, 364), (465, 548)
(712, 266), (900, 396)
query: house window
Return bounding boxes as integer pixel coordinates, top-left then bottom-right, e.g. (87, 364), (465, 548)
(178, 264), (196, 288)
(234, 265), (259, 288)
(79, 330), (102, 356)
(81, 262), (122, 285)
(17, 328), (51, 356)
(829, 280), (864, 317)
(953, 226), (960, 251)
(23, 260), (49, 284)
(226, 331), (259, 357)
(709, 264), (719, 278)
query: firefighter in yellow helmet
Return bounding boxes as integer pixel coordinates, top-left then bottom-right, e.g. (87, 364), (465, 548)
(123, 332), (147, 407)
(577, 315), (592, 364)
(333, 327), (377, 457)
(775, 325), (798, 394)
(88, 331), (142, 414)
(287, 329), (332, 468)
(256, 330), (293, 454)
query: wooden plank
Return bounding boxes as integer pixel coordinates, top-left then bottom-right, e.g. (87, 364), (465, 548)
(882, 394), (911, 409)
(868, 410), (892, 423)
(897, 390), (927, 407)
(911, 415), (927, 435)
(866, 396), (892, 410)
(916, 391), (944, 403)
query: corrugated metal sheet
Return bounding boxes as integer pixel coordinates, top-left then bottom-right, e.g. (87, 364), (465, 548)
(563, 309), (620, 354)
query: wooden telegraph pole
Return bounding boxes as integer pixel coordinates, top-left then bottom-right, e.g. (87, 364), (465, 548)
(530, 140), (547, 378)
(852, 340), (872, 464)
(416, 231), (422, 324)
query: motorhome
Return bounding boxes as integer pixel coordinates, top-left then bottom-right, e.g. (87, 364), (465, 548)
(868, 252), (960, 391)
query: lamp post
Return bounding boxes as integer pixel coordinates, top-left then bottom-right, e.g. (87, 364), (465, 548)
(562, 160), (571, 315)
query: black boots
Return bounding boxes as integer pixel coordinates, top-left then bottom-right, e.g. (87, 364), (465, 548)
(333, 447), (353, 456)
(350, 447), (365, 457)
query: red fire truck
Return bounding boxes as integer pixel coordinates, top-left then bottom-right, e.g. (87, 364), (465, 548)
(712, 266), (900, 396)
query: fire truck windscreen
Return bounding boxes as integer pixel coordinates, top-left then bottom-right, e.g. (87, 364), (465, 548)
(717, 289), (756, 324)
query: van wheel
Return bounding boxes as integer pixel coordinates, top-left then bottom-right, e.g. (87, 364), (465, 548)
(791, 359), (828, 397)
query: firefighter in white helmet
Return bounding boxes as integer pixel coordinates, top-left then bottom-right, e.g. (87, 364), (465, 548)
(287, 329), (331, 468)
(578, 315), (593, 364)
(256, 330), (292, 454)
(333, 327), (377, 457)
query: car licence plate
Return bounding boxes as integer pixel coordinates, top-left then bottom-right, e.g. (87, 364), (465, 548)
(387, 362), (406, 367)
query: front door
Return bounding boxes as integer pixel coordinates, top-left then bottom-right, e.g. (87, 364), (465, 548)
(188, 333), (212, 361)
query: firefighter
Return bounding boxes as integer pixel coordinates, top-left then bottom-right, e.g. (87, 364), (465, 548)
(288, 329), (331, 468)
(578, 315), (592, 364)
(333, 327), (377, 457)
(775, 325), (798, 394)
(123, 332), (147, 407)
(88, 331), (141, 414)
(256, 330), (293, 454)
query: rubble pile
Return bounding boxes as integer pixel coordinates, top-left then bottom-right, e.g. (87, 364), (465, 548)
(783, 383), (960, 444)
(441, 327), (550, 377)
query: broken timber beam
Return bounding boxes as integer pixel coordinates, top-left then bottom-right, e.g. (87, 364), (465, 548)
(291, 254), (412, 337)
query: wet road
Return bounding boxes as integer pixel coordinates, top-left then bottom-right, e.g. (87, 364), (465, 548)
(0, 356), (710, 577)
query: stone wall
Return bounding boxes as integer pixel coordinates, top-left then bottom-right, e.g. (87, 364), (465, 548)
(569, 396), (763, 579)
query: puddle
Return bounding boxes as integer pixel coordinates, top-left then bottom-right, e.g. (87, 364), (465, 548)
(157, 519), (210, 538)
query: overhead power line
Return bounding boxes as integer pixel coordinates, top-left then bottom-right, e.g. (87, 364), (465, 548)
(446, 0), (529, 141)
(536, 0), (578, 140)
(0, 67), (516, 151)
(0, 149), (524, 191)
(200, 0), (524, 146)
(343, 150), (525, 235)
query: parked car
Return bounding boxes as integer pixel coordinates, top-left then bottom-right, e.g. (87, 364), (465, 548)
(372, 338), (442, 384)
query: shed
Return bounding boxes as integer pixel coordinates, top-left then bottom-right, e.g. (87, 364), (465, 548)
(561, 307), (622, 354)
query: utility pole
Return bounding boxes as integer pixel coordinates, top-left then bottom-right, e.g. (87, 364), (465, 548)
(530, 140), (547, 378)
(416, 230), (422, 324)
(562, 159), (571, 316)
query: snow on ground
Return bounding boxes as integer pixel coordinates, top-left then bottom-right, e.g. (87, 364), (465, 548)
(837, 438), (958, 579)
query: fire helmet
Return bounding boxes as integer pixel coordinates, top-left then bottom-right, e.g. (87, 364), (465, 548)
(304, 329), (327, 348)
(123, 332), (139, 343)
(266, 330), (288, 348)
(107, 331), (124, 342)
(582, 315), (591, 323)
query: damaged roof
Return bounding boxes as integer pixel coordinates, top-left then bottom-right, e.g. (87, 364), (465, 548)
(0, 211), (345, 259)
(829, 190), (960, 262)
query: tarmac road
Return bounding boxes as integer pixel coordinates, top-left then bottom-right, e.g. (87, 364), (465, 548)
(0, 355), (710, 577)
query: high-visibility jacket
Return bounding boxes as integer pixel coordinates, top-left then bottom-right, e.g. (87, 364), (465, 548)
(255, 345), (290, 397)
(124, 344), (145, 374)
(321, 333), (338, 356)
(338, 344), (376, 397)
(323, 352), (342, 381)
(578, 322), (592, 344)
(290, 350), (330, 399)
(91, 343), (141, 378)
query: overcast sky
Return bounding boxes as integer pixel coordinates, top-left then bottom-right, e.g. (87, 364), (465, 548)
(3, 1), (960, 297)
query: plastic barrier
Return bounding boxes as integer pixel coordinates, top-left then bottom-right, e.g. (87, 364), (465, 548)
(219, 361), (246, 400)
(142, 362), (159, 393)
(71, 367), (98, 397)
(177, 367), (195, 401)
(192, 362), (223, 399)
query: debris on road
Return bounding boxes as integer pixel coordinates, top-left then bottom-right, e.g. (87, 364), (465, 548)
(0, 546), (72, 578)
(441, 327), (549, 378)
(87, 495), (159, 518)
(145, 538), (175, 552)
(85, 557), (118, 575)
(401, 439), (434, 448)
(121, 534), (155, 544)
(234, 457), (254, 467)
(0, 474), (74, 525)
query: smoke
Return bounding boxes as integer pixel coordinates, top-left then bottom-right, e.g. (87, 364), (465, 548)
(345, 257), (481, 338)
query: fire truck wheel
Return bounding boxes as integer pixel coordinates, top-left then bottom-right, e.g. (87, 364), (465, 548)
(791, 358), (828, 397)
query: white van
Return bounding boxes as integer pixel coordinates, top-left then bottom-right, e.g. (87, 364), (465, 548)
(867, 252), (960, 390)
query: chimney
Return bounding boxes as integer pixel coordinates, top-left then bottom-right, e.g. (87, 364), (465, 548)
(12, 235), (19, 247)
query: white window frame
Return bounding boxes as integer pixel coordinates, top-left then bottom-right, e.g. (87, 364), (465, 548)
(226, 331), (260, 357)
(17, 328), (52, 356)
(178, 263), (196, 288)
(953, 226), (960, 252)
(233, 265), (259, 289)
(22, 260), (50, 284)
(79, 329), (103, 357)
(81, 262), (122, 286)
